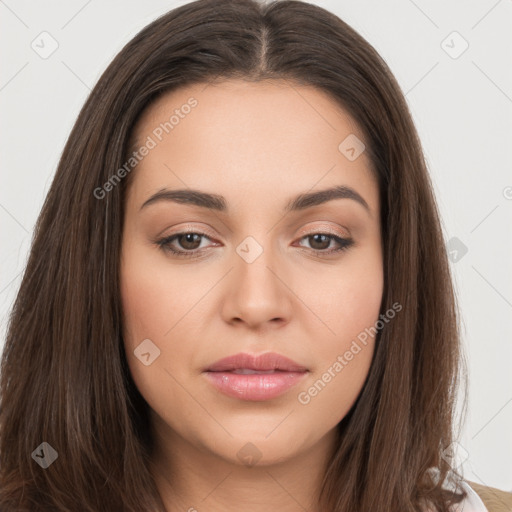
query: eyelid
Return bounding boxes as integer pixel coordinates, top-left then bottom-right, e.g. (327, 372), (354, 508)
(160, 222), (349, 242)
(298, 223), (350, 238)
(158, 223), (218, 239)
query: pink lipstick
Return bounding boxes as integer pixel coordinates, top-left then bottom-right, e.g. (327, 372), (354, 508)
(203, 352), (308, 401)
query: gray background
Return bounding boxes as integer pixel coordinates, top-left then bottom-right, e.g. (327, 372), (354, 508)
(1, 0), (511, 491)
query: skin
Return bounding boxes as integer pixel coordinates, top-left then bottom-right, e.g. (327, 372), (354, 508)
(120, 79), (384, 512)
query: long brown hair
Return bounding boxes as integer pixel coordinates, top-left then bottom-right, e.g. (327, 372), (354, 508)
(0, 0), (468, 510)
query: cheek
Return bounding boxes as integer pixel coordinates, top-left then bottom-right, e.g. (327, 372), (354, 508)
(120, 271), (168, 344)
(294, 304), (381, 427)
(296, 242), (384, 356)
(293, 247), (383, 418)
(120, 240), (193, 346)
(119, 243), (189, 407)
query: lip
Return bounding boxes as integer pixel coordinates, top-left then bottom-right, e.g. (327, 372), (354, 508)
(204, 352), (309, 401)
(205, 352), (308, 373)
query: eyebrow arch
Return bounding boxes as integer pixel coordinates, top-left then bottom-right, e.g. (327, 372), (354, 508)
(139, 185), (371, 214)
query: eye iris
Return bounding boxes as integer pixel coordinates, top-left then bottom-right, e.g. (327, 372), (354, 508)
(179, 233), (202, 250)
(309, 234), (330, 250)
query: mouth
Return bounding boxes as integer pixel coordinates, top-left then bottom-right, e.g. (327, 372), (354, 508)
(203, 352), (309, 401)
(205, 351), (308, 373)
(223, 369), (287, 374)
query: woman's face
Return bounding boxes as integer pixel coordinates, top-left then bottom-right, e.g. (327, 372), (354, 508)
(120, 79), (383, 467)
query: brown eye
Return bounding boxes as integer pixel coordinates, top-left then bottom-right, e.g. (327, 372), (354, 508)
(307, 234), (331, 251)
(297, 232), (354, 255)
(175, 233), (203, 250)
(156, 231), (214, 258)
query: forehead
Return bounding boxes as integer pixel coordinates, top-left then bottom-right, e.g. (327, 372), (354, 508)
(126, 79), (378, 214)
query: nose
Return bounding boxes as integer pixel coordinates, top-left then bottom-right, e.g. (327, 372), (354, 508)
(220, 238), (293, 330)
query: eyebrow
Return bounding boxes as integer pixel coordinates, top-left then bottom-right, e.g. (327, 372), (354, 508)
(139, 185), (371, 215)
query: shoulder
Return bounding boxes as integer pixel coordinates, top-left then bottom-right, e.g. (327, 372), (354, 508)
(430, 467), (512, 512)
(465, 480), (512, 512)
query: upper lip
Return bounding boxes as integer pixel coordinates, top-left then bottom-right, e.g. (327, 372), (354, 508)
(205, 352), (308, 372)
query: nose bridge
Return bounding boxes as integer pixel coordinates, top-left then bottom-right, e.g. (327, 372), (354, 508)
(234, 233), (281, 291)
(223, 231), (291, 326)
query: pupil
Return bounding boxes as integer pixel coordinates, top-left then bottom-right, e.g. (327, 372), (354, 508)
(311, 234), (329, 250)
(182, 233), (200, 249)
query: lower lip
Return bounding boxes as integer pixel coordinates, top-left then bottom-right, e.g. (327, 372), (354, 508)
(204, 371), (308, 401)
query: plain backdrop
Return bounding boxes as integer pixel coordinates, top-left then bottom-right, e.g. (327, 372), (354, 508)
(1, 0), (511, 492)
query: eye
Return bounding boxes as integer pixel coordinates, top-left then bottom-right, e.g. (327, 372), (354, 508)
(295, 232), (354, 255)
(155, 230), (354, 258)
(156, 231), (215, 258)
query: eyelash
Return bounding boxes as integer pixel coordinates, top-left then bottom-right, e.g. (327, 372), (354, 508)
(155, 230), (354, 259)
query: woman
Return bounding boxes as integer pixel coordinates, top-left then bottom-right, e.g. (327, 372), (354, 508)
(1, 0), (510, 510)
